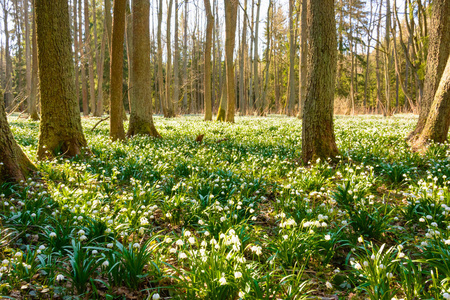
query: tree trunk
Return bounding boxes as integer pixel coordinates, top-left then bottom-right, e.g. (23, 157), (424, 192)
(156, 0), (166, 116)
(173, 0), (180, 115)
(204, 0), (213, 120)
(182, 0), (188, 112)
(224, 0), (238, 123)
(384, 0), (391, 116)
(127, 0), (160, 137)
(25, 0), (32, 111)
(413, 54), (450, 149)
(216, 68), (227, 121)
(125, 1), (133, 115)
(287, 0), (296, 116)
(95, 27), (106, 117)
(80, 0), (88, 116)
(302, 0), (338, 163)
(166, 0), (175, 117)
(29, 0), (39, 120)
(36, 0), (88, 159)
(253, 0), (261, 115)
(3, 3), (13, 110)
(0, 98), (35, 183)
(376, 0), (382, 114)
(109, 0), (126, 141)
(298, 0), (307, 119)
(408, 0), (450, 142)
(85, 0), (96, 115)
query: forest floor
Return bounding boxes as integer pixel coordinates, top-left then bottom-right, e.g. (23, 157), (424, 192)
(1, 115), (450, 299)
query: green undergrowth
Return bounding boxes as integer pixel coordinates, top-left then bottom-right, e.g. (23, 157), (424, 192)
(1, 115), (450, 299)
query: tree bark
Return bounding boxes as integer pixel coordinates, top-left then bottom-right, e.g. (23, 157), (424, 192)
(182, 0), (188, 112)
(25, 0), (32, 111)
(36, 0), (88, 159)
(85, 0), (96, 115)
(287, 0), (296, 116)
(204, 0), (214, 120)
(29, 0), (39, 120)
(127, 0), (160, 137)
(408, 0), (450, 142)
(298, 0), (307, 119)
(224, 0), (238, 123)
(166, 0), (175, 117)
(0, 98), (35, 183)
(3, 2), (13, 110)
(109, 0), (126, 141)
(253, 0), (261, 115)
(413, 54), (450, 149)
(173, 0), (180, 115)
(302, 0), (338, 163)
(80, 0), (88, 116)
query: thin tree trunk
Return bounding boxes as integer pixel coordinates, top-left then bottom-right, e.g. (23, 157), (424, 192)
(204, 0), (213, 120)
(80, 0), (88, 116)
(3, 2), (13, 109)
(287, 0), (296, 116)
(173, 0), (180, 114)
(298, 0), (307, 119)
(224, 0), (238, 123)
(253, 0), (261, 115)
(25, 0), (32, 108)
(95, 27), (106, 116)
(29, 0), (39, 120)
(85, 0), (96, 115)
(166, 0), (175, 117)
(182, 0), (188, 112)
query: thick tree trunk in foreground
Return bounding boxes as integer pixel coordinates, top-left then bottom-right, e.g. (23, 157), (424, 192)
(302, 0), (338, 163)
(127, 0), (160, 137)
(204, 0), (213, 121)
(224, 0), (238, 123)
(0, 99), (35, 183)
(109, 0), (126, 141)
(408, 0), (450, 142)
(36, 0), (88, 159)
(413, 54), (450, 149)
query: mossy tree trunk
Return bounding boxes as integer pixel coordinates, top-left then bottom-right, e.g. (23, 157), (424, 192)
(0, 100), (35, 183)
(127, 0), (161, 138)
(408, 0), (450, 142)
(224, 0), (238, 123)
(413, 54), (450, 150)
(36, 0), (88, 160)
(0, 99), (35, 183)
(301, 0), (339, 164)
(204, 0), (214, 121)
(109, 0), (126, 141)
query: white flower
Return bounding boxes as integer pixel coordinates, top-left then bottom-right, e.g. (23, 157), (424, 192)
(354, 263), (362, 270)
(179, 252), (187, 259)
(324, 234), (331, 241)
(219, 276), (227, 285)
(234, 271), (242, 279)
(2, 259), (9, 265)
(56, 274), (65, 281)
(78, 229), (86, 236)
(79, 235), (87, 241)
(443, 292), (450, 300)
(325, 281), (333, 289)
(176, 239), (184, 246)
(49, 232), (57, 238)
(133, 243), (140, 248)
(102, 260), (109, 267)
(188, 237), (195, 244)
(107, 243), (114, 248)
(358, 236), (364, 243)
(419, 217), (425, 222)
(152, 293), (161, 300)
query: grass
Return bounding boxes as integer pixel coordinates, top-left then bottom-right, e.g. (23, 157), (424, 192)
(1, 114), (450, 299)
